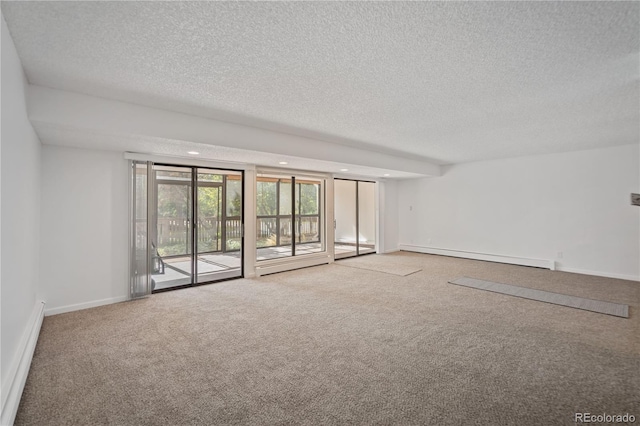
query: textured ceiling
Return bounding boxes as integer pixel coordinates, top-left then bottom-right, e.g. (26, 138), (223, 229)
(2, 1), (639, 164)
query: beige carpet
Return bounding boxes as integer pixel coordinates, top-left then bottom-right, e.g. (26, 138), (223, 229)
(336, 254), (422, 276)
(16, 252), (640, 425)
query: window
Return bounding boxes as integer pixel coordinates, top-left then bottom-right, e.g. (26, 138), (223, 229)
(256, 174), (324, 260)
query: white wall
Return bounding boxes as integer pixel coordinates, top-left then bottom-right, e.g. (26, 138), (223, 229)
(1, 12), (42, 412)
(398, 144), (640, 281)
(40, 145), (129, 314)
(380, 180), (399, 253)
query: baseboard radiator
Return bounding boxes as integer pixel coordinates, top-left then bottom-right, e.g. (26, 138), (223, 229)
(399, 244), (555, 270)
(1, 301), (45, 425)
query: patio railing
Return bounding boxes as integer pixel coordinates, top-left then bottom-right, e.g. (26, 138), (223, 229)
(256, 215), (319, 247)
(156, 216), (241, 255)
(152, 215), (320, 255)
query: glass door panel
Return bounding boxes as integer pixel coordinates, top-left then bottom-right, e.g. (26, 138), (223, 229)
(196, 169), (243, 283)
(224, 174), (243, 252)
(256, 178), (278, 253)
(357, 181), (376, 255)
(334, 179), (358, 259)
(279, 176), (293, 256)
(152, 165), (193, 290)
(197, 185), (221, 253)
(256, 176), (293, 260)
(295, 179), (322, 255)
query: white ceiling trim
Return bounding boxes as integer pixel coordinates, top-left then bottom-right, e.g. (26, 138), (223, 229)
(28, 85), (439, 178)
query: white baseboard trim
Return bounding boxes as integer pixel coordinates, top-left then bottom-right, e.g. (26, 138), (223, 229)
(555, 266), (639, 282)
(44, 295), (128, 316)
(382, 248), (400, 254)
(399, 244), (554, 270)
(1, 301), (45, 426)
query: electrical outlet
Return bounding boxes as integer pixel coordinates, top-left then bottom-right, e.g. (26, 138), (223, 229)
(557, 252), (563, 259)
(632, 193), (640, 206)
(409, 205), (413, 211)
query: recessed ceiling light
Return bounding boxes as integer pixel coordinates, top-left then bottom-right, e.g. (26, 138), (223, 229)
(383, 173), (390, 177)
(340, 168), (349, 172)
(279, 161), (288, 165)
(187, 151), (199, 155)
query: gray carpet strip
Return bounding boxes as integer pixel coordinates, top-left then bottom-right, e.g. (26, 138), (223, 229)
(449, 277), (629, 318)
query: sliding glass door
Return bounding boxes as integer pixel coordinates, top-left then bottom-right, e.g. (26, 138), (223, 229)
(334, 179), (376, 259)
(130, 162), (243, 296)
